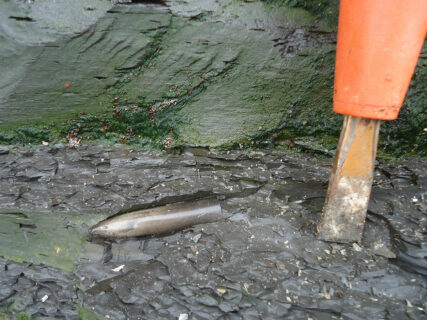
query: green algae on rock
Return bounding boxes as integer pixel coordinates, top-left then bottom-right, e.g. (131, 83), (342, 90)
(75, 307), (104, 320)
(0, 2), (169, 128)
(0, 0), (424, 157)
(0, 211), (105, 272)
(0, 313), (36, 320)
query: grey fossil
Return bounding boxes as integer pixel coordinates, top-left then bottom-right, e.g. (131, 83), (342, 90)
(90, 198), (222, 238)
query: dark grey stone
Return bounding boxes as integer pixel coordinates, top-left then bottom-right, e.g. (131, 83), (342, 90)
(0, 144), (426, 319)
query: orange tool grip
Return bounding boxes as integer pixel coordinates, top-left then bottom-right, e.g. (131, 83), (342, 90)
(333, 0), (427, 120)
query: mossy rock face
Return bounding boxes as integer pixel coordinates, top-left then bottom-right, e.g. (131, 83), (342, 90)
(0, 0), (112, 126)
(0, 0), (425, 157)
(121, 18), (293, 146)
(0, 1), (169, 128)
(378, 42), (427, 157)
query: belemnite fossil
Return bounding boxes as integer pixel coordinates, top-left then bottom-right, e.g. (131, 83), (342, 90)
(90, 198), (222, 238)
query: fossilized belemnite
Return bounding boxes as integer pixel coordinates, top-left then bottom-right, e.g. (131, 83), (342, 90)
(90, 198), (222, 238)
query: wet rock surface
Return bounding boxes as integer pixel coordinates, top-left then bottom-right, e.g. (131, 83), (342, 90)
(1, 0), (424, 157)
(0, 144), (426, 319)
(0, 0), (338, 147)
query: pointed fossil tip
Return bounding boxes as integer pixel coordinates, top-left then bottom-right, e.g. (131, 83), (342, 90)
(89, 221), (108, 237)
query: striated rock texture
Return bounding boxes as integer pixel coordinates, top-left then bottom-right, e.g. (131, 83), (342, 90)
(1, 0), (424, 155)
(0, 0), (168, 126)
(0, 0), (339, 146)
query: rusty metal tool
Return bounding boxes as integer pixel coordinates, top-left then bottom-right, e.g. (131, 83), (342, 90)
(317, 116), (380, 242)
(317, 0), (427, 242)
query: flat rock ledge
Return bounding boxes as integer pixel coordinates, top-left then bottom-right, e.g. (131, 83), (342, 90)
(0, 144), (426, 319)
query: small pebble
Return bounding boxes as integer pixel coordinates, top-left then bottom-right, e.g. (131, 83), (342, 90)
(192, 233), (202, 243)
(216, 288), (227, 295)
(353, 243), (362, 252)
(112, 264), (125, 272)
(178, 313), (188, 320)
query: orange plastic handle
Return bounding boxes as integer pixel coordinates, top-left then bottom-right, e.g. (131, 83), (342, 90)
(333, 0), (427, 120)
